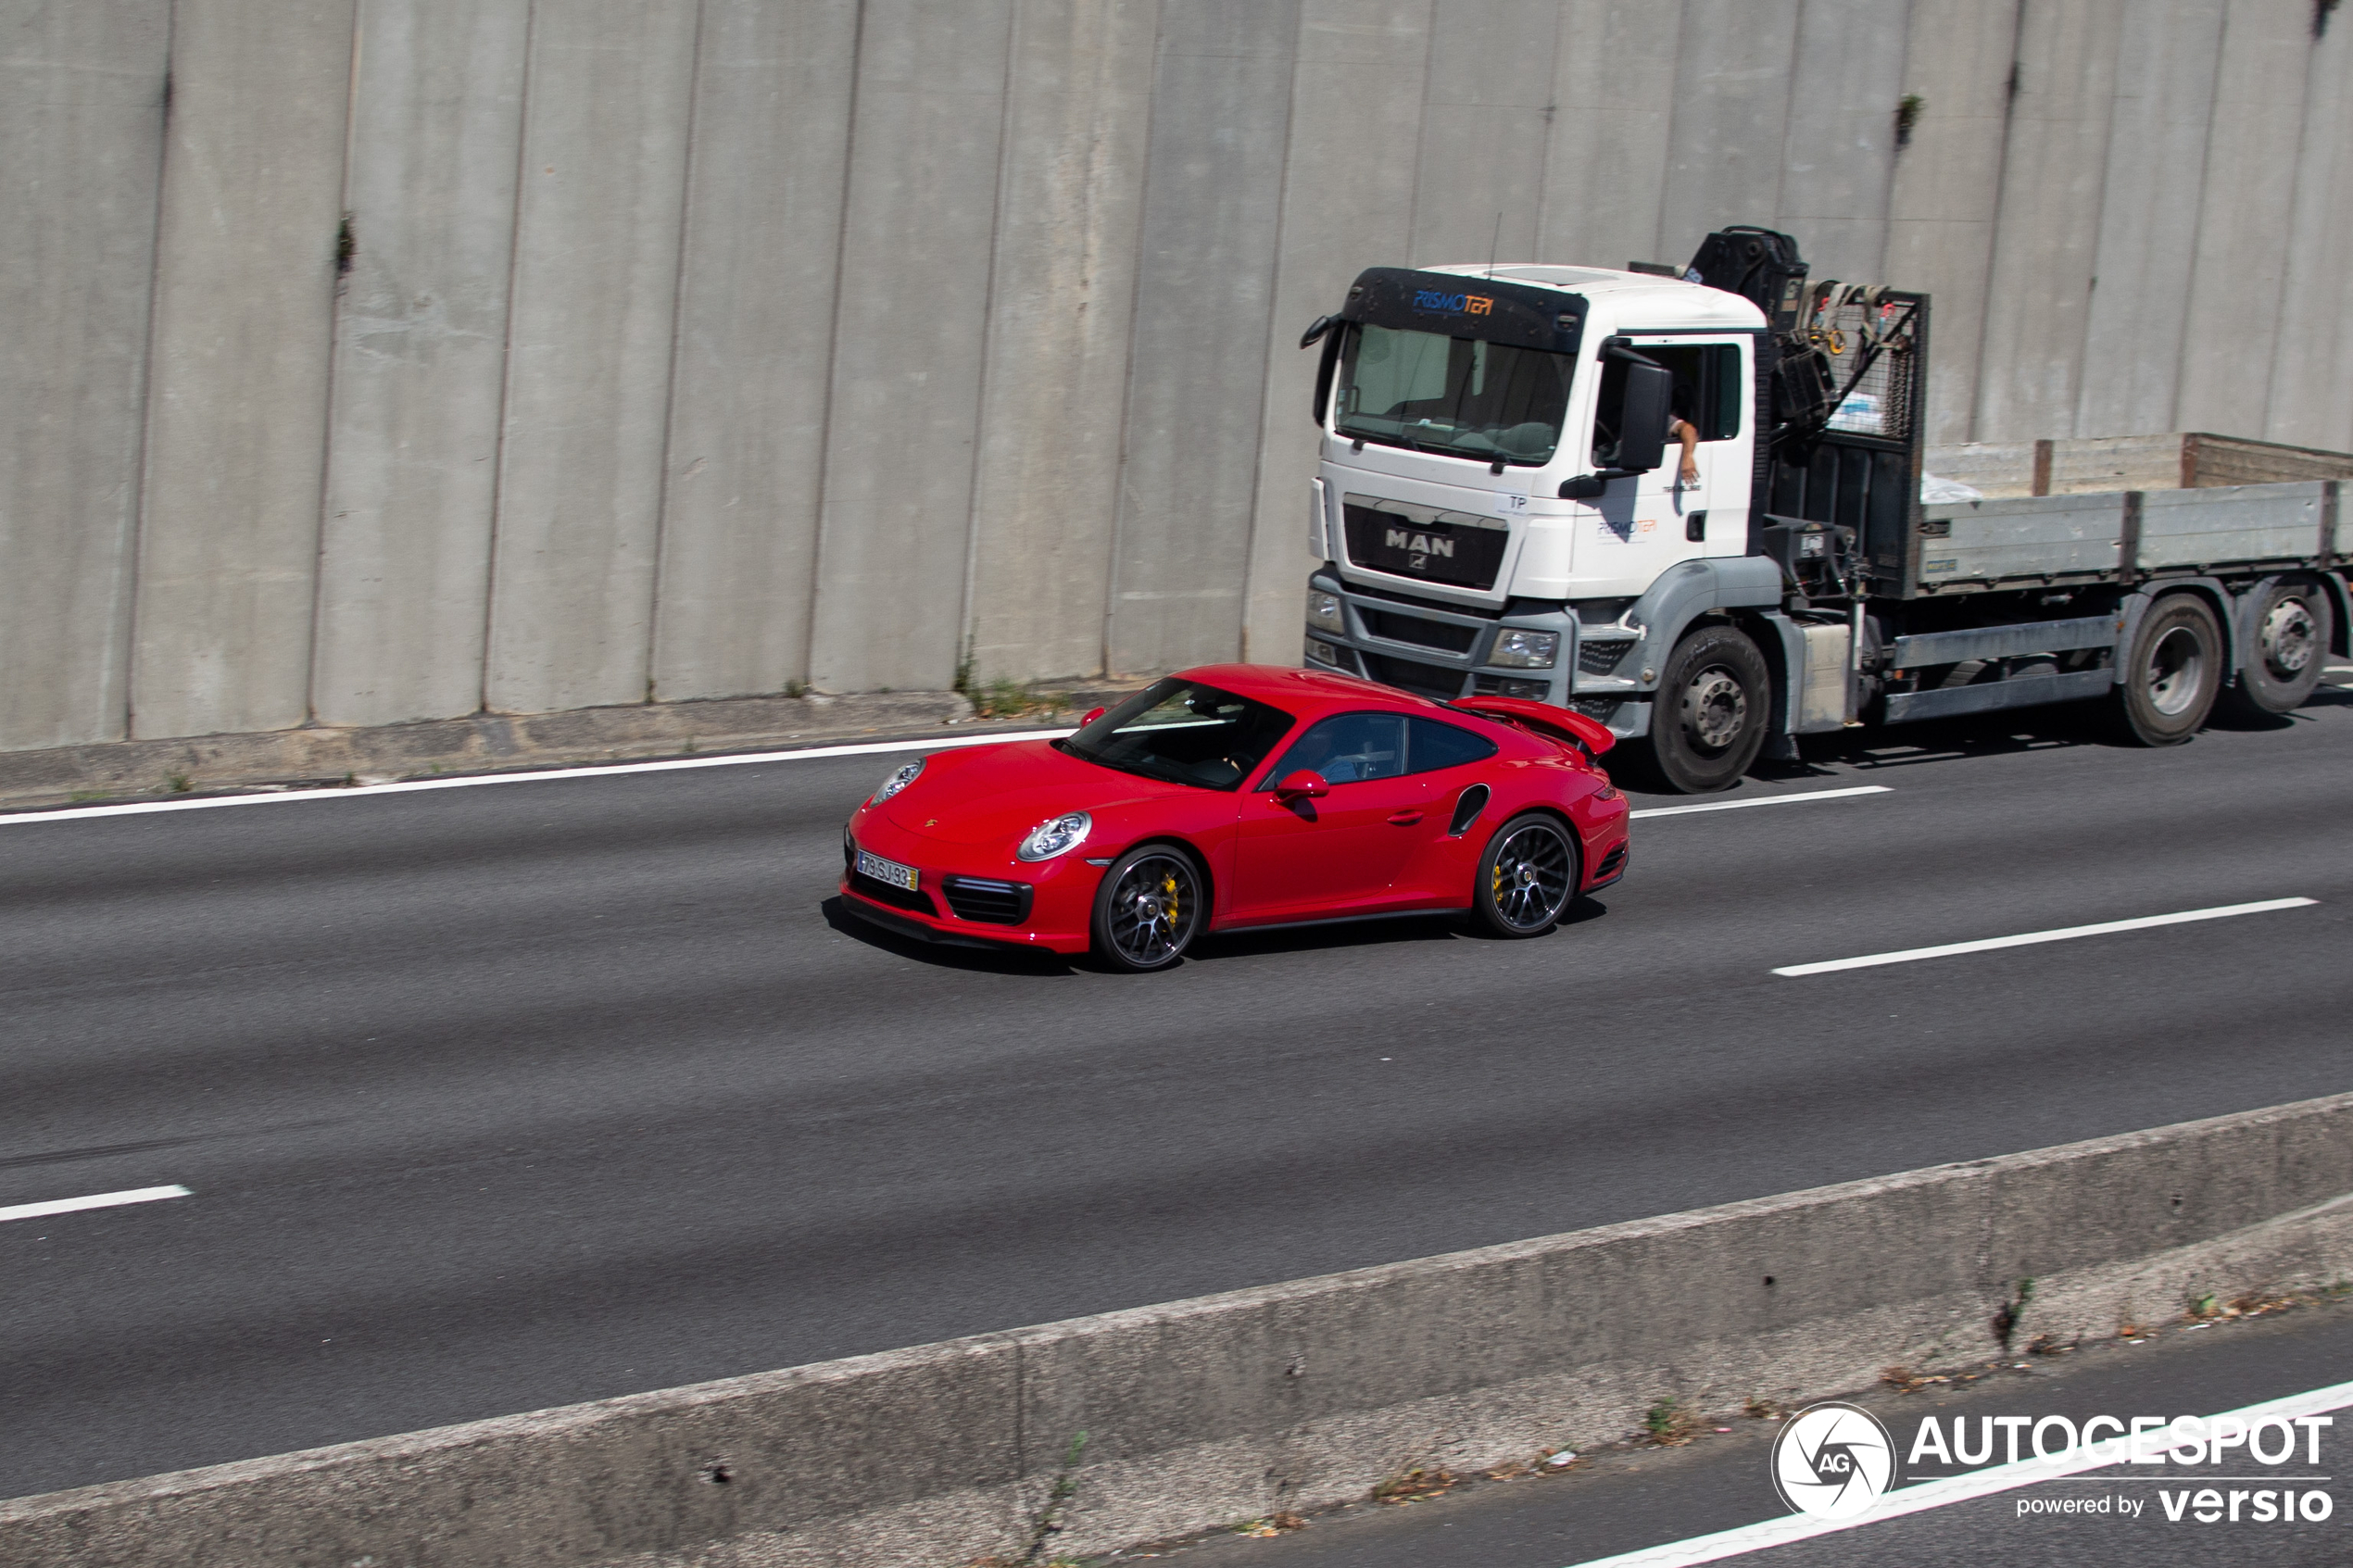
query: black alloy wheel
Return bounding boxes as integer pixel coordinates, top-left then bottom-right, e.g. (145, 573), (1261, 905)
(1645, 622), (1771, 793)
(1089, 844), (1204, 972)
(2112, 594), (2224, 745)
(1473, 812), (1579, 938)
(2218, 576), (2334, 720)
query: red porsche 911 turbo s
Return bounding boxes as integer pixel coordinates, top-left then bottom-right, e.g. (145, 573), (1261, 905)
(838, 664), (1629, 971)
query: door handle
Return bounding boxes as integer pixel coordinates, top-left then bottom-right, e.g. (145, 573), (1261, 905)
(1387, 810), (1424, 825)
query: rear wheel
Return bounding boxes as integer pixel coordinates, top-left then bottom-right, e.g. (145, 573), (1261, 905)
(1089, 844), (1203, 972)
(2218, 577), (2333, 719)
(1472, 812), (1579, 938)
(1642, 623), (1771, 793)
(2111, 594), (2223, 745)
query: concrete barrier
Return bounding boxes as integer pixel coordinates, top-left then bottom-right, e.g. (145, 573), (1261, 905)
(7, 1093), (2352, 1567)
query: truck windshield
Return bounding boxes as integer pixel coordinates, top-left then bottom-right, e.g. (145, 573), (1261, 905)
(1334, 323), (1574, 465)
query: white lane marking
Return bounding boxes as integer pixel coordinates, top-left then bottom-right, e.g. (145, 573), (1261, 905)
(1633, 785), (1891, 819)
(0, 1185), (192, 1223)
(1560, 1376), (2353, 1568)
(1773, 897), (2318, 977)
(0, 730), (1076, 828)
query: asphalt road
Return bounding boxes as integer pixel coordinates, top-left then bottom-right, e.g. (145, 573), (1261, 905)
(3, 677), (2350, 1502)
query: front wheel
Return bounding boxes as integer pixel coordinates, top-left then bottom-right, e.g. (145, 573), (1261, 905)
(2110, 594), (2223, 745)
(2218, 577), (2333, 719)
(1089, 844), (1203, 972)
(1472, 812), (1580, 938)
(1642, 623), (1772, 793)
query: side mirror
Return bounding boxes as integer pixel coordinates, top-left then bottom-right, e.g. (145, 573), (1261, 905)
(1274, 770), (1330, 799)
(1613, 360), (1672, 473)
(1299, 314), (1339, 349)
(1078, 706), (1107, 727)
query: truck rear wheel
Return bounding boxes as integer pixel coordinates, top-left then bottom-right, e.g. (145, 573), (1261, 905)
(2111, 594), (2223, 745)
(1642, 623), (1771, 793)
(2218, 577), (2333, 719)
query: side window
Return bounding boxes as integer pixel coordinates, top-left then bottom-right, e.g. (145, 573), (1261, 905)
(1265, 712), (1405, 785)
(1592, 341), (1743, 464)
(1407, 718), (1497, 774)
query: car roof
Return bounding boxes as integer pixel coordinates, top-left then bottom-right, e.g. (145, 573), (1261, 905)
(1174, 663), (1477, 723)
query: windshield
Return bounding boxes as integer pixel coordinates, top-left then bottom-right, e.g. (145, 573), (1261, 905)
(1059, 678), (1295, 791)
(1335, 322), (1575, 464)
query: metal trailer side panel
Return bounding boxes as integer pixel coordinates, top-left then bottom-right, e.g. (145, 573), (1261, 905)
(1916, 493), (2127, 588)
(2136, 482), (2328, 572)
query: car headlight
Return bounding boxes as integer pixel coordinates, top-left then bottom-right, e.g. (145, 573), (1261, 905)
(1306, 589), (1345, 633)
(1490, 629), (1560, 669)
(870, 757), (925, 803)
(1017, 810), (1091, 862)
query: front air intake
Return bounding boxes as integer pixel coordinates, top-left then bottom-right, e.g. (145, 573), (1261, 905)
(940, 877), (1035, 925)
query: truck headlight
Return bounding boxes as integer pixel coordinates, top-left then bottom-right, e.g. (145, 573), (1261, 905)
(1306, 590), (1345, 633)
(1489, 630), (1560, 669)
(1017, 810), (1091, 862)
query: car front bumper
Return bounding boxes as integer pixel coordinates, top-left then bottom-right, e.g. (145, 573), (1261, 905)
(837, 818), (1098, 956)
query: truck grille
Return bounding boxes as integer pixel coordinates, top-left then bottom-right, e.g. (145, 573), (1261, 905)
(1578, 637), (1635, 676)
(1343, 506), (1507, 591)
(1363, 652), (1469, 700)
(940, 877), (1034, 925)
(1363, 608), (1478, 654)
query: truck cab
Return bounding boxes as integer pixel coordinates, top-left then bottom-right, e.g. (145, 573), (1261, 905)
(1303, 264), (1774, 754)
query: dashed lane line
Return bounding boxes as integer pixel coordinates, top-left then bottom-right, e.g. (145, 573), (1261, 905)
(1772, 897), (2318, 977)
(1632, 784), (1891, 819)
(0, 1185), (192, 1224)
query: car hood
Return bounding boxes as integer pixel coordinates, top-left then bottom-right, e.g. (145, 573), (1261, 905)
(872, 739), (1202, 847)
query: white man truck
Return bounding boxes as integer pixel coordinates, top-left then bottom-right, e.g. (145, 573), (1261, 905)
(1296, 227), (2350, 793)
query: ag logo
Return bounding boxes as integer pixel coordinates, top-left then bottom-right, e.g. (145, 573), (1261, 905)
(1770, 1401), (1895, 1521)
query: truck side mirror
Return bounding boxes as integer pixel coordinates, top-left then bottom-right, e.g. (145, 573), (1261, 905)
(1613, 361), (1672, 473)
(1299, 314), (1339, 349)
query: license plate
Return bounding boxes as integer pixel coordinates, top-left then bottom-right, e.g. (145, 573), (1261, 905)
(856, 848), (919, 891)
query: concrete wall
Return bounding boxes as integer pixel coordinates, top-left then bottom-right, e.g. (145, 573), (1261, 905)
(6, 1091), (2353, 1568)
(6, 0), (2353, 750)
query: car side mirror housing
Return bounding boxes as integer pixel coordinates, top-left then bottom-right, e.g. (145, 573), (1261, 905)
(1078, 706), (1106, 727)
(1613, 360), (1672, 473)
(1275, 769), (1330, 799)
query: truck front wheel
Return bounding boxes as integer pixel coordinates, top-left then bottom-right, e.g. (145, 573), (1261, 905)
(2111, 594), (2223, 745)
(1642, 624), (1771, 793)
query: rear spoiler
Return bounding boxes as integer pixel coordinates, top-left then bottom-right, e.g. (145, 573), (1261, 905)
(1448, 696), (1616, 759)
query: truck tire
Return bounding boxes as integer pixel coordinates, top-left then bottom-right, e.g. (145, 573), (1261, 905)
(1642, 623), (1771, 794)
(2111, 594), (2223, 745)
(2218, 577), (2333, 719)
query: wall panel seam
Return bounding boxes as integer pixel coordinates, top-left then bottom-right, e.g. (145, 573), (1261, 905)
(2165, 0), (2231, 436)
(1968, 0), (2032, 445)
(801, 0), (871, 691)
(648, 0), (712, 704)
(481, 0), (542, 716)
(304, 4), (368, 727)
(2066, 3), (2122, 441)
(1236, 0), (1312, 663)
(1101, 2), (1171, 678)
(957, 0), (1027, 682)
(122, 0), (183, 743)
